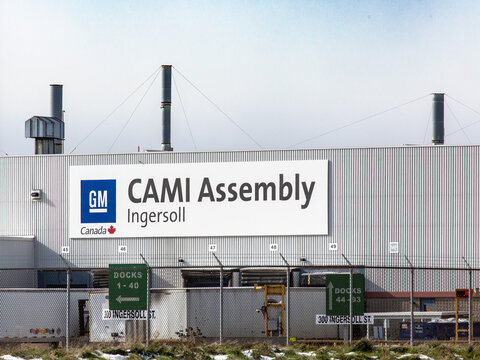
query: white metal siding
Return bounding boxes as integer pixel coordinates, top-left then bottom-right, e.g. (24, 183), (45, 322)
(0, 145), (479, 277)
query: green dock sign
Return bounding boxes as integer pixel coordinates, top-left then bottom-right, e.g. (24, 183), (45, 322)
(325, 273), (364, 316)
(109, 264), (148, 310)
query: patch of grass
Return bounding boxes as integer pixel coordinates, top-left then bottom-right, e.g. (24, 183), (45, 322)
(153, 356), (176, 360)
(293, 343), (318, 352)
(9, 344), (51, 359)
(223, 344), (246, 359)
(45, 348), (78, 360)
(145, 343), (175, 357)
(5, 341), (480, 360)
(178, 345), (197, 360)
(129, 342), (145, 354)
(351, 339), (374, 353)
(102, 346), (129, 355)
(200, 343), (218, 355)
(245, 342), (277, 359)
(80, 349), (101, 359)
(126, 354), (144, 360)
(390, 345), (411, 354)
(315, 353), (333, 360)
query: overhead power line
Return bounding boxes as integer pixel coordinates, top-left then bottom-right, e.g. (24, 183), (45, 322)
(287, 94), (430, 149)
(69, 65), (163, 154)
(173, 66), (264, 149)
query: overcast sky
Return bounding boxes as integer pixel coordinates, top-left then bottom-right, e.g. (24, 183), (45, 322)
(1, 0), (480, 155)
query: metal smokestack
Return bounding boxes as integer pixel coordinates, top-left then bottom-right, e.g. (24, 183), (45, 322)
(161, 65), (173, 151)
(432, 93), (444, 145)
(51, 84), (63, 120)
(25, 84), (65, 154)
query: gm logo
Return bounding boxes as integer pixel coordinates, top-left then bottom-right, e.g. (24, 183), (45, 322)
(81, 180), (116, 223)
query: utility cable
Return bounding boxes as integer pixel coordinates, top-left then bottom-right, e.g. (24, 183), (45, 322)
(287, 94), (430, 148)
(445, 95), (480, 137)
(173, 66), (264, 149)
(172, 72), (198, 151)
(107, 68), (161, 152)
(422, 108), (432, 145)
(445, 100), (471, 144)
(69, 65), (163, 154)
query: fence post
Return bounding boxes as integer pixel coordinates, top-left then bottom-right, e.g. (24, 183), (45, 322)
(140, 254), (151, 347)
(463, 257), (472, 345)
(342, 254), (353, 344)
(60, 256), (70, 349)
(213, 253), (223, 344)
(279, 253), (290, 346)
(405, 256), (414, 347)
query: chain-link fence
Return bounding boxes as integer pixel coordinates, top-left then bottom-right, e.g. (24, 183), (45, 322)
(1, 262), (480, 347)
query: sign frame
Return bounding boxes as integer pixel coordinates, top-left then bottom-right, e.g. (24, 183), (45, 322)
(69, 160), (329, 238)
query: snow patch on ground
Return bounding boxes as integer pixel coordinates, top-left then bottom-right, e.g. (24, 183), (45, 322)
(211, 355), (229, 360)
(241, 350), (274, 360)
(397, 354), (434, 360)
(296, 351), (316, 357)
(94, 351), (128, 360)
(1, 356), (42, 360)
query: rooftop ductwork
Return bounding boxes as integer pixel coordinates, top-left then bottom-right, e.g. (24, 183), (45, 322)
(25, 84), (65, 154)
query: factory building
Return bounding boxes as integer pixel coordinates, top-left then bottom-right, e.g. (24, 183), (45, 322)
(1, 69), (479, 341)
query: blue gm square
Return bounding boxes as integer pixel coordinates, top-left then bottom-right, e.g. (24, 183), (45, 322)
(81, 180), (116, 223)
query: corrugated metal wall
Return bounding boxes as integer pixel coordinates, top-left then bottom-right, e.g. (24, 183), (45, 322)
(1, 146), (479, 283)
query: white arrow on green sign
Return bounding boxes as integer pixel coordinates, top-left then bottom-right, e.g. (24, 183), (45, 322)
(116, 295), (140, 303)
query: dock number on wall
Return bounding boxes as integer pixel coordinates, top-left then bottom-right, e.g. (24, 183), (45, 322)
(208, 244), (217, 252)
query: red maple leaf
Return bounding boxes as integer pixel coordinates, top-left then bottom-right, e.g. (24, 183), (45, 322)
(108, 225), (116, 234)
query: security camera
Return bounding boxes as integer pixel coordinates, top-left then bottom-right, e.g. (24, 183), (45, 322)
(30, 189), (42, 201)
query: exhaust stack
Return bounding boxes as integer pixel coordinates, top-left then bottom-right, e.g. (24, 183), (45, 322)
(161, 65), (173, 151)
(51, 84), (63, 121)
(25, 84), (65, 154)
(432, 93), (444, 145)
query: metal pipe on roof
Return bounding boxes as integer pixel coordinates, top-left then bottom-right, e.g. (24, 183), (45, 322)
(50, 84), (63, 120)
(161, 65), (173, 151)
(432, 93), (444, 145)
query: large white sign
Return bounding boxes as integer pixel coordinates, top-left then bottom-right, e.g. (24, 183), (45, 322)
(69, 160), (328, 238)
